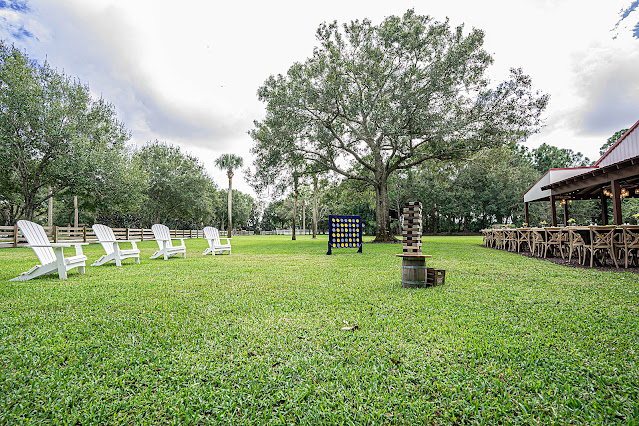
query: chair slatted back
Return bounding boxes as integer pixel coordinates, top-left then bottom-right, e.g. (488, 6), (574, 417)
(531, 228), (544, 244)
(204, 226), (222, 246)
(623, 226), (639, 248)
(152, 224), (173, 248)
(589, 226), (616, 249)
(17, 220), (56, 265)
(92, 224), (117, 255)
(203, 226), (214, 241)
(530, 228), (545, 254)
(517, 228), (531, 251)
(545, 227), (564, 245)
(568, 228), (585, 246)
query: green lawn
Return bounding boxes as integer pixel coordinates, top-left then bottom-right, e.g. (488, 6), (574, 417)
(1, 235), (638, 424)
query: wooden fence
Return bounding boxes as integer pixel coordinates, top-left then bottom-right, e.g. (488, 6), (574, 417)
(0, 226), (205, 248)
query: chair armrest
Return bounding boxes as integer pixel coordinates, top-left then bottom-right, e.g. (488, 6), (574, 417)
(174, 238), (186, 245)
(220, 238), (232, 243)
(28, 243), (86, 248)
(73, 243), (86, 256)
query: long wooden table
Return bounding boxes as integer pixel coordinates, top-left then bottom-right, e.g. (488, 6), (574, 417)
(483, 225), (639, 268)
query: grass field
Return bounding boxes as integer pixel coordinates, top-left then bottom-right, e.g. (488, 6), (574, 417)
(1, 235), (638, 424)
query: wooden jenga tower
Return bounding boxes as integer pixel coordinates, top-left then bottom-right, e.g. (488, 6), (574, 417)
(396, 201), (444, 288)
(402, 202), (422, 255)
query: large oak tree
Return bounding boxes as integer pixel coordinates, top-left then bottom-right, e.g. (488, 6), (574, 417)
(251, 10), (548, 241)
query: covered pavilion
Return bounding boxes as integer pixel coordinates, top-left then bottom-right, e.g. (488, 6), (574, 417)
(523, 118), (639, 226)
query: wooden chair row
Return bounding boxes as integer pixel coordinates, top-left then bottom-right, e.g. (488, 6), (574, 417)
(482, 226), (639, 268)
(10, 221), (232, 281)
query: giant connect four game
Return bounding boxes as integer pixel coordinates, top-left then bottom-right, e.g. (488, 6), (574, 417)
(327, 215), (363, 255)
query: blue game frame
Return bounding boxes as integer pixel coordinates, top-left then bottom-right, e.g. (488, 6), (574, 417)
(327, 215), (363, 255)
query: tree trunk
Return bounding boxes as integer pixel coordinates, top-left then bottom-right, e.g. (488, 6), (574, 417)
(292, 175), (299, 240)
(292, 194), (297, 241)
(432, 207), (438, 235)
(73, 195), (79, 228)
(302, 200), (306, 235)
(227, 172), (233, 238)
(373, 177), (395, 242)
(48, 186), (53, 226)
(312, 175), (318, 239)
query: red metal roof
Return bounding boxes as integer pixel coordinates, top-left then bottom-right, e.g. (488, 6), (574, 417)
(594, 118), (639, 166)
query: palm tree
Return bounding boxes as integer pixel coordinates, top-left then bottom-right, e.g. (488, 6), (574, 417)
(215, 154), (244, 238)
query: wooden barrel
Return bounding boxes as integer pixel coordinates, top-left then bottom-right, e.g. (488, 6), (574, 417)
(400, 256), (428, 288)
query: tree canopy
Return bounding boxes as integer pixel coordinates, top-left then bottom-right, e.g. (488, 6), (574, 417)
(251, 10), (549, 241)
(531, 143), (591, 174)
(599, 128), (630, 156)
(0, 41), (130, 222)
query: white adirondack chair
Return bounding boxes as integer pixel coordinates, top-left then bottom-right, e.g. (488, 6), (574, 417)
(10, 220), (88, 281)
(202, 226), (231, 255)
(91, 224), (140, 267)
(150, 224), (186, 260)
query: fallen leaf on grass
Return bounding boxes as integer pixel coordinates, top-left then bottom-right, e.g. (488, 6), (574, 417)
(390, 358), (401, 365)
(341, 325), (359, 331)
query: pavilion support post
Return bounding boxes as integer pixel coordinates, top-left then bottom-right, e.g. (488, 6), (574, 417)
(563, 201), (569, 226)
(611, 179), (622, 225)
(550, 195), (557, 226)
(524, 202), (530, 225)
(600, 193), (608, 225)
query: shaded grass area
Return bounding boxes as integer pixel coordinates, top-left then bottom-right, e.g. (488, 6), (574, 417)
(1, 235), (638, 424)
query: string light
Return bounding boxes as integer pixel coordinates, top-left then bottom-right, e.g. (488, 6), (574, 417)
(603, 188), (631, 198)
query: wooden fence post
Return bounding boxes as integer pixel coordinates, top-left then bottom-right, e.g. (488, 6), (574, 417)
(13, 224), (18, 248)
(126, 228), (130, 240)
(53, 226), (58, 243)
(141, 228), (144, 241)
(83, 226), (87, 242)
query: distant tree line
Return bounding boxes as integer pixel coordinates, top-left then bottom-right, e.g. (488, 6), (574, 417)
(258, 137), (637, 235)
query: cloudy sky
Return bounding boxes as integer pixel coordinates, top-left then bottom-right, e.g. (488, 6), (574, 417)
(1, 0), (639, 195)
